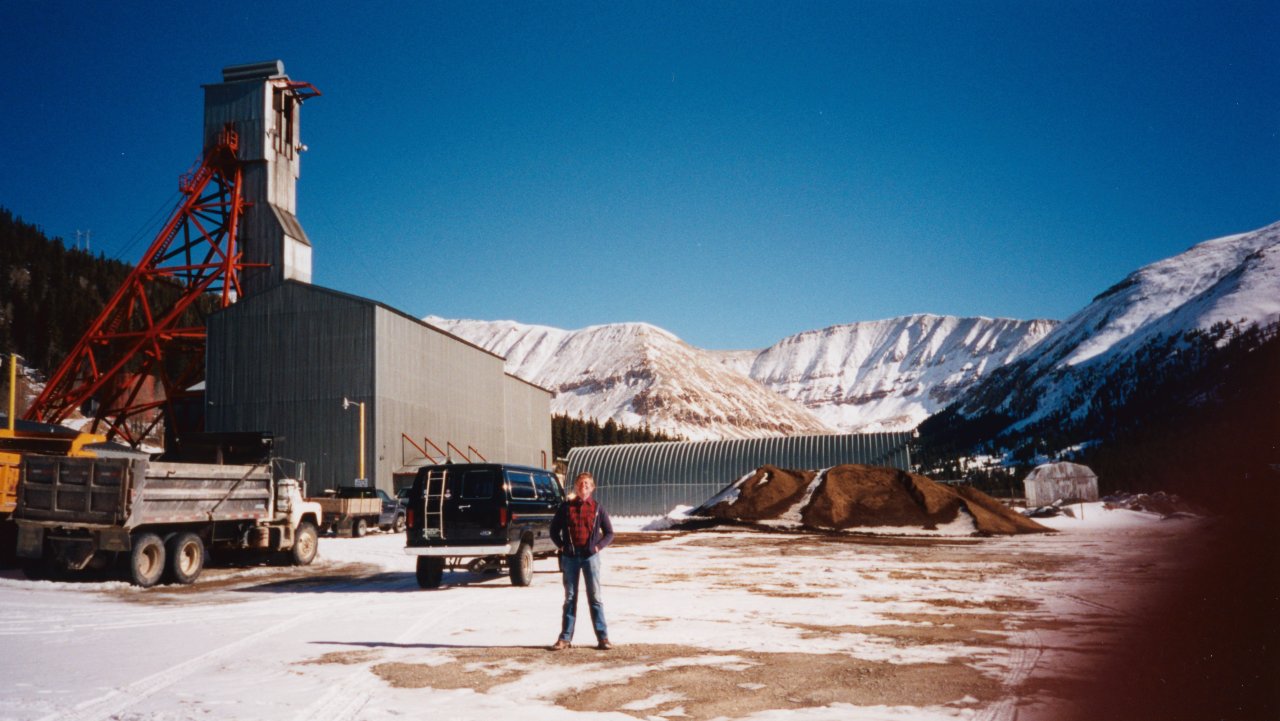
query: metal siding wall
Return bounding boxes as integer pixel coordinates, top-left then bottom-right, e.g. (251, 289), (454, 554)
(502, 375), (552, 469)
(569, 432), (916, 516)
(206, 284), (375, 494)
(203, 82), (266, 159)
(374, 309), (506, 492)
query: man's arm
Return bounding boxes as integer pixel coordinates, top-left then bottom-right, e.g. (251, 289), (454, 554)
(596, 507), (615, 552)
(550, 505), (566, 551)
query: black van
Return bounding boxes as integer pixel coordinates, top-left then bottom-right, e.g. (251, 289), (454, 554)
(403, 463), (563, 588)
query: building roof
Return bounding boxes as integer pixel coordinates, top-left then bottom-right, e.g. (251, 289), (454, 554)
(217, 280), (505, 361)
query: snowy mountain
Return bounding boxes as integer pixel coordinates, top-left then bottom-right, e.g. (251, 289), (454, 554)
(731, 315), (1056, 432)
(428, 314), (1052, 439)
(433, 221), (1279, 443)
(424, 318), (832, 441)
(952, 220), (1280, 426)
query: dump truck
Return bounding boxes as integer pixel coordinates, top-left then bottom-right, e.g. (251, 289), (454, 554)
(13, 455), (322, 586)
(0, 423), (104, 564)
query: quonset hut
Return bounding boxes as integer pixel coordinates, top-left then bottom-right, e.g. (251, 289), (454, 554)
(567, 432), (914, 516)
(1022, 462), (1099, 507)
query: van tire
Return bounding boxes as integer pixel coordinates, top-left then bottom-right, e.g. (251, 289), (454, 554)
(416, 556), (444, 589)
(129, 533), (166, 588)
(352, 518), (367, 538)
(165, 532), (204, 585)
(509, 542), (533, 587)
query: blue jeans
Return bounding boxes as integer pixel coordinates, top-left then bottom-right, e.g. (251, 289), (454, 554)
(559, 552), (608, 643)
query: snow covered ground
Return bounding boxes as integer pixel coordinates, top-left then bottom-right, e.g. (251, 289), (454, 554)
(0, 505), (1208, 721)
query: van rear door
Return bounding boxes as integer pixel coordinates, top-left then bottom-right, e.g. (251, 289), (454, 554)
(446, 467), (504, 544)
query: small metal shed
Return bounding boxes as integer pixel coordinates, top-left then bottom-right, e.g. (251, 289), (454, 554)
(1023, 462), (1099, 506)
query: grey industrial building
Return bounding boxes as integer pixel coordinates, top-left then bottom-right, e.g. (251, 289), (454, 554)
(206, 281), (552, 493)
(567, 432), (914, 516)
(196, 61), (551, 494)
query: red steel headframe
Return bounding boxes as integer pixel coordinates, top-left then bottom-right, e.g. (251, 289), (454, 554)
(26, 124), (262, 446)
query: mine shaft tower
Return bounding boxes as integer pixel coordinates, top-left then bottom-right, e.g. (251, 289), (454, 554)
(26, 61), (320, 446)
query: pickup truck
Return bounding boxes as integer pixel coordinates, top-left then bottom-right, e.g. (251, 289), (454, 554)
(313, 486), (405, 537)
(13, 455), (322, 586)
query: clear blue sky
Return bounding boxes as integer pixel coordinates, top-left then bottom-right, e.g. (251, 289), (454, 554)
(2, 1), (1276, 349)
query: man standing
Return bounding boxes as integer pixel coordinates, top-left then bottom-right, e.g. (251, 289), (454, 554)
(550, 471), (614, 650)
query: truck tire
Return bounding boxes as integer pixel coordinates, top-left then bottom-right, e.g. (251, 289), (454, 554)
(129, 533), (166, 588)
(165, 532), (204, 585)
(352, 517), (367, 538)
(391, 513), (406, 533)
(509, 542), (533, 587)
(292, 521), (319, 566)
(20, 557), (50, 581)
(416, 556), (444, 589)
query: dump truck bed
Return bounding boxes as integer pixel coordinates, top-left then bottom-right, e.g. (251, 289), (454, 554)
(16, 456), (272, 529)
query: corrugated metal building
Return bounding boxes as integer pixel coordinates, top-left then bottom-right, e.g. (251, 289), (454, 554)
(1023, 462), (1099, 506)
(206, 281), (552, 493)
(203, 60), (314, 297)
(567, 432), (914, 516)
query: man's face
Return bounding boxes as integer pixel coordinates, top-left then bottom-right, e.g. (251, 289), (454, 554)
(575, 475), (595, 500)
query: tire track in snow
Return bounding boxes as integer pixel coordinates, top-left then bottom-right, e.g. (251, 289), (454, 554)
(294, 588), (503, 721)
(34, 576), (391, 721)
(975, 628), (1044, 721)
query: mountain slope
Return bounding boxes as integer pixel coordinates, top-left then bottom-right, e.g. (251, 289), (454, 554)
(430, 314), (1054, 439)
(425, 318), (833, 440)
(737, 315), (1055, 432)
(953, 220), (1280, 426)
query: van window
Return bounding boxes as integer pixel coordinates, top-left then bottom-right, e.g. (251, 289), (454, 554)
(507, 471), (537, 500)
(461, 469), (498, 500)
(534, 473), (559, 501)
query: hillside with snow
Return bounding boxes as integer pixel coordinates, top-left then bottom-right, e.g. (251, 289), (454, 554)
(952, 220), (1280, 427)
(429, 314), (1053, 439)
(424, 318), (832, 441)
(734, 315), (1055, 432)
(434, 221), (1279, 443)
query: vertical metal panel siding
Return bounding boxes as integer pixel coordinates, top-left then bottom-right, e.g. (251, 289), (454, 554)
(375, 309), (507, 491)
(570, 432), (915, 516)
(207, 283), (375, 494)
(501, 375), (552, 469)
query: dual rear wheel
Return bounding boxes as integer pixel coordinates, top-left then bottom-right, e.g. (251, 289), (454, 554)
(129, 532), (204, 587)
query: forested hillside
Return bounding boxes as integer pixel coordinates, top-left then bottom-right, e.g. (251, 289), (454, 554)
(918, 320), (1280, 506)
(0, 207), (132, 374)
(552, 413), (682, 459)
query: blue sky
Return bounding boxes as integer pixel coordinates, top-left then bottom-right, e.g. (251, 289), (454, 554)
(2, 1), (1276, 349)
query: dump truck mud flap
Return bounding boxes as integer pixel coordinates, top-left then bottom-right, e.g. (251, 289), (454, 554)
(15, 524), (42, 558)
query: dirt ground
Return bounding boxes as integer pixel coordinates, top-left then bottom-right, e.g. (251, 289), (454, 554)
(367, 643), (1002, 718)
(294, 528), (1118, 720)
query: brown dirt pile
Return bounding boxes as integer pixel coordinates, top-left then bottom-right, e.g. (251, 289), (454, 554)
(698, 464), (1050, 535)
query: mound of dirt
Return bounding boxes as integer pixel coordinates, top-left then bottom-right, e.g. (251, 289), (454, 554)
(694, 464), (1050, 536)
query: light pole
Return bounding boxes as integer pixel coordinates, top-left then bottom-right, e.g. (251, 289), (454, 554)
(7, 354), (16, 432)
(342, 397), (366, 485)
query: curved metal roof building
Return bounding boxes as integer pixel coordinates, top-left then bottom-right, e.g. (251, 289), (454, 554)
(566, 432), (914, 516)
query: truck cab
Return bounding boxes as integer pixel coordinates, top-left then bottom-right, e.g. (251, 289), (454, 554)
(404, 463), (562, 588)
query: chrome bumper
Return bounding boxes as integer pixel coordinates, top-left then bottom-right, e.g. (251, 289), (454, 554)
(404, 542), (518, 557)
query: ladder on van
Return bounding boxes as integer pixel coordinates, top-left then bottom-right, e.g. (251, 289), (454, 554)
(423, 468), (447, 539)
